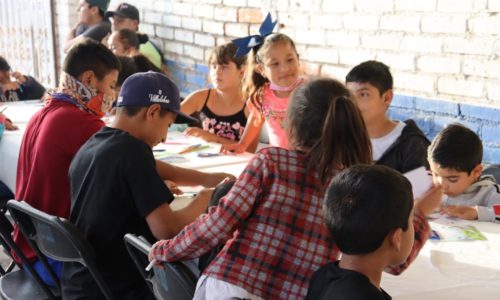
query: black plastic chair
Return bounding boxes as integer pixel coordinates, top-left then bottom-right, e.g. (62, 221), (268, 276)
(484, 164), (500, 183)
(123, 233), (198, 300)
(0, 210), (16, 276)
(6, 200), (115, 300)
(0, 208), (60, 299)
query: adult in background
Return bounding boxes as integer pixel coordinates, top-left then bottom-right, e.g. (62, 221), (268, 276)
(108, 29), (163, 73)
(64, 0), (111, 53)
(106, 2), (164, 69)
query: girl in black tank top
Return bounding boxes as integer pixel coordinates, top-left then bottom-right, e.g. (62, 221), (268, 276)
(199, 89), (247, 141)
(180, 42), (252, 147)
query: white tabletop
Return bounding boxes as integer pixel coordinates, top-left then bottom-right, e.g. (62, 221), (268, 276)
(382, 217), (500, 300)
(0, 101), (44, 192)
(0, 102), (254, 194)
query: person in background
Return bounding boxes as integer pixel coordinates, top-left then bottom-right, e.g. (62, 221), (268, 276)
(181, 43), (254, 148)
(107, 28), (141, 57)
(306, 165), (415, 300)
(346, 60), (430, 174)
(428, 124), (500, 222)
(108, 29), (162, 73)
(64, 0), (111, 53)
(0, 56), (45, 102)
(106, 2), (164, 69)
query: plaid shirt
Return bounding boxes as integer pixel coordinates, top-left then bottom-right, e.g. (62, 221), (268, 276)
(151, 147), (431, 299)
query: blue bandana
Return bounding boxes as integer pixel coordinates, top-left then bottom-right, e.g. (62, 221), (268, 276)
(232, 13), (277, 57)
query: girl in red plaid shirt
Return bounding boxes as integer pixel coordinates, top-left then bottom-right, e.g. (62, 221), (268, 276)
(150, 78), (435, 299)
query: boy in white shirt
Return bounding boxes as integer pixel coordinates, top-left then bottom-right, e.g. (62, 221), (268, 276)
(346, 60), (430, 174)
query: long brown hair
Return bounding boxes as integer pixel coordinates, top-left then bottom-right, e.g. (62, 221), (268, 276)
(208, 42), (246, 69)
(244, 33), (298, 111)
(286, 78), (372, 185)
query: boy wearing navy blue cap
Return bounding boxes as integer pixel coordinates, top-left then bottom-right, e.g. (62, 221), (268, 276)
(62, 72), (233, 299)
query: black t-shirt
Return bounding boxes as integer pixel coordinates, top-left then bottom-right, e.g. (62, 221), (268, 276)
(76, 20), (111, 42)
(306, 261), (392, 300)
(62, 126), (174, 300)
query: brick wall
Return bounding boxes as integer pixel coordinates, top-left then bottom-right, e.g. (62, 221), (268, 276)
(20, 0), (500, 162)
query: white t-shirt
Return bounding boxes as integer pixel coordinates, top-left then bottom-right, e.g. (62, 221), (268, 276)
(371, 121), (406, 161)
(194, 275), (264, 300)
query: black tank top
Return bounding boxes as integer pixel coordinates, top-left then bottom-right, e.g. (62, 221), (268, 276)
(199, 89), (247, 141)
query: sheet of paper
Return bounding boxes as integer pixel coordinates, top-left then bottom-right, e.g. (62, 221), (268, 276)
(404, 166), (433, 199)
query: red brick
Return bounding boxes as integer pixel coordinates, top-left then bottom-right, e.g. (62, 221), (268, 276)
(238, 8), (262, 23)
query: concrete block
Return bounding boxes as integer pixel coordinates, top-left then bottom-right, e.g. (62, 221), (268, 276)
(481, 125), (500, 143)
(417, 56), (461, 74)
(443, 37), (494, 55)
(238, 8), (263, 23)
(194, 33), (215, 47)
(460, 103), (500, 122)
(391, 95), (415, 109)
(380, 15), (420, 32)
(438, 77), (483, 98)
(401, 36), (443, 53)
(343, 14), (379, 30)
(437, 0), (486, 12)
(203, 20), (225, 35)
(214, 7), (238, 22)
(182, 17), (202, 31)
(174, 29), (194, 43)
(414, 97), (460, 115)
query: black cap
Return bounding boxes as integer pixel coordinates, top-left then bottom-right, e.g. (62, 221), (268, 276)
(116, 72), (197, 124)
(105, 3), (139, 22)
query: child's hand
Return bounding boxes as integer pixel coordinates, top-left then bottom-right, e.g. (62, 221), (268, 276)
(203, 172), (236, 187)
(148, 240), (168, 268)
(414, 184), (443, 216)
(441, 205), (478, 220)
(220, 142), (246, 154)
(10, 72), (27, 84)
(164, 180), (183, 195)
(1, 81), (20, 91)
(184, 127), (209, 140)
(5, 118), (18, 131)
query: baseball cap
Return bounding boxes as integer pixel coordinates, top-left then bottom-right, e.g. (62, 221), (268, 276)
(105, 3), (140, 21)
(116, 72), (197, 124)
(86, 0), (110, 13)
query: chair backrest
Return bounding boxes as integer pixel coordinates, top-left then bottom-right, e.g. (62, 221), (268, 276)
(123, 233), (198, 300)
(0, 210), (59, 299)
(0, 211), (19, 275)
(483, 164), (500, 183)
(6, 200), (115, 300)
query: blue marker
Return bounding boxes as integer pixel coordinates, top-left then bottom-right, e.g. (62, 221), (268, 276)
(197, 153), (219, 157)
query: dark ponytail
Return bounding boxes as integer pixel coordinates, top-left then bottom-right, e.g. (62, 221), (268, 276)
(287, 78), (372, 185)
(137, 33), (149, 44)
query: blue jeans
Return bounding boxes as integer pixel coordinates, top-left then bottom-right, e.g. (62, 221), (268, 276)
(25, 257), (63, 287)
